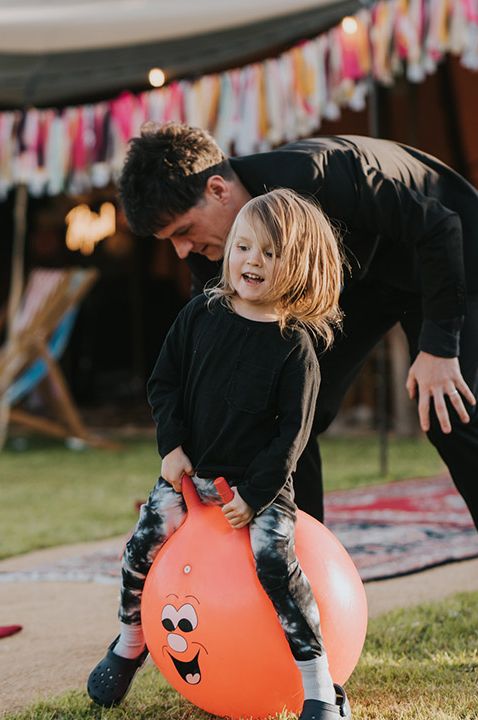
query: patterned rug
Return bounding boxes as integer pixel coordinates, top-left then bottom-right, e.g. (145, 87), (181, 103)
(325, 474), (478, 580)
(2, 474), (477, 585)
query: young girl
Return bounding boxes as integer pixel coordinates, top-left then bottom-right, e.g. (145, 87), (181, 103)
(87, 188), (351, 720)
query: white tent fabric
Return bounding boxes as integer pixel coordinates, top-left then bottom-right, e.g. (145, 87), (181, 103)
(0, 0), (340, 52)
(0, 0), (359, 108)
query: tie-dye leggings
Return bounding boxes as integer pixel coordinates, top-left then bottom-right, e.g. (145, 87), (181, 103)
(120, 475), (325, 660)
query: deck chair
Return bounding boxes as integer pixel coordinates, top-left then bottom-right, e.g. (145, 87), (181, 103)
(0, 267), (108, 449)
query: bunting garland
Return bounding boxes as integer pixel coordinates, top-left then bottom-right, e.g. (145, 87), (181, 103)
(1, 0), (477, 198)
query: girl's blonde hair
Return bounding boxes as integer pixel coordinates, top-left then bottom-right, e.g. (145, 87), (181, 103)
(206, 188), (345, 348)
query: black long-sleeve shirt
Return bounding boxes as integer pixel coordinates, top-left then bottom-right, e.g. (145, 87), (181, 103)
(188, 136), (478, 358)
(147, 295), (319, 512)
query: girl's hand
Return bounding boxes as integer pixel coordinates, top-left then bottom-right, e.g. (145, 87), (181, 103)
(222, 487), (254, 529)
(161, 446), (193, 492)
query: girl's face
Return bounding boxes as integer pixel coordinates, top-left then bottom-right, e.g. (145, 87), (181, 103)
(228, 215), (279, 320)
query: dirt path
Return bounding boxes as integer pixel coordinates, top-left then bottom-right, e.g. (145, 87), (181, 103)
(2, 539), (478, 717)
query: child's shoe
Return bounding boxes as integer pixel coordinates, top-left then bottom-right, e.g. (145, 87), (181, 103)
(298, 684), (351, 719)
(87, 635), (149, 707)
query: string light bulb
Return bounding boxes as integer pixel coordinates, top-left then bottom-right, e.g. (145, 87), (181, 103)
(341, 16), (358, 35)
(148, 67), (166, 87)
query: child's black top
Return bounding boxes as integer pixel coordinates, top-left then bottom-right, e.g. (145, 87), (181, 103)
(147, 294), (320, 513)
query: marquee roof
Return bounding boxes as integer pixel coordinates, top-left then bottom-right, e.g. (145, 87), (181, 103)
(0, 0), (361, 108)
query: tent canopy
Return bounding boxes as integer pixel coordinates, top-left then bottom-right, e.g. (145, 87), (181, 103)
(0, 0), (361, 108)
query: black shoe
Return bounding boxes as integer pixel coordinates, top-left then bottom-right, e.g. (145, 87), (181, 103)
(298, 684), (352, 719)
(87, 636), (149, 708)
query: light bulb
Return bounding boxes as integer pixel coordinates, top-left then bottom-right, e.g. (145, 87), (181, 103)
(341, 16), (358, 35)
(148, 67), (166, 88)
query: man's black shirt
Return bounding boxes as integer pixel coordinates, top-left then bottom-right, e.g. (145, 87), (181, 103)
(147, 295), (319, 513)
(187, 135), (478, 357)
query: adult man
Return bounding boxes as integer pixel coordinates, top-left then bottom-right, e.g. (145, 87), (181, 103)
(119, 121), (478, 529)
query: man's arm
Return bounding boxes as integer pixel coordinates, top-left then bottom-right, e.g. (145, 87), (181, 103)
(356, 166), (475, 431)
(319, 152), (475, 431)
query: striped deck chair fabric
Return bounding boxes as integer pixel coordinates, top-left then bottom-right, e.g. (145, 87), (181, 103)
(0, 267), (99, 449)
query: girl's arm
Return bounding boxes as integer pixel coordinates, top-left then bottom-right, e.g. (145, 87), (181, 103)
(237, 337), (320, 514)
(147, 307), (190, 460)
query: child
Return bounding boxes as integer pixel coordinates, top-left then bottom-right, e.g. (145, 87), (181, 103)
(87, 188), (351, 720)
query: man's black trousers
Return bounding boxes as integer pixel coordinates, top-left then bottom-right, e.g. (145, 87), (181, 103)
(293, 281), (478, 531)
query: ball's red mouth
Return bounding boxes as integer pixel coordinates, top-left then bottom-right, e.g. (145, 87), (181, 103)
(168, 649), (201, 684)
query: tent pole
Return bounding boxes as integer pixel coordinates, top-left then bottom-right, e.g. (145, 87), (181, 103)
(439, 57), (469, 180)
(0, 183), (28, 450)
(7, 183), (28, 337)
(367, 77), (389, 477)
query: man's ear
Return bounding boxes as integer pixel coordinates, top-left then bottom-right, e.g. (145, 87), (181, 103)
(205, 175), (230, 203)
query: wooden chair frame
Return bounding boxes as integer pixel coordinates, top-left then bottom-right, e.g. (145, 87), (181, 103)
(0, 267), (114, 449)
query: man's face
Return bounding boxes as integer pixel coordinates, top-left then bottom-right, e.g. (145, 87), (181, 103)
(155, 194), (236, 263)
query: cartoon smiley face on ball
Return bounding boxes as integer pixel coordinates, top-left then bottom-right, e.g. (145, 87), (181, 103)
(141, 476), (367, 719)
(160, 594), (208, 685)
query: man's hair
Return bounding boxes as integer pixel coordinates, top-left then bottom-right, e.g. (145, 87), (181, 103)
(118, 122), (233, 236)
(206, 189), (345, 348)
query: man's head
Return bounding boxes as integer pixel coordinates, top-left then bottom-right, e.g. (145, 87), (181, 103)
(119, 122), (249, 261)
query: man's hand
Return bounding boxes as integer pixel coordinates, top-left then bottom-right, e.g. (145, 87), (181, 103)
(222, 487), (254, 529)
(406, 351), (476, 433)
(161, 446), (193, 492)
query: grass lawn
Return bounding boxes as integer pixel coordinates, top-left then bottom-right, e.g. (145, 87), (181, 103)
(0, 434), (444, 559)
(4, 591), (477, 720)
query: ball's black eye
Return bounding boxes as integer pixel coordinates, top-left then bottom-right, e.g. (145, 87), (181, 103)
(178, 618), (193, 632)
(162, 618), (175, 631)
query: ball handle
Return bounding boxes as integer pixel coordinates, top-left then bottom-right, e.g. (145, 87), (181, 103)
(180, 473), (203, 510)
(181, 474), (234, 509)
(214, 476), (234, 503)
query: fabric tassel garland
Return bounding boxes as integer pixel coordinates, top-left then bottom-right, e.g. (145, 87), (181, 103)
(0, 0), (477, 198)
